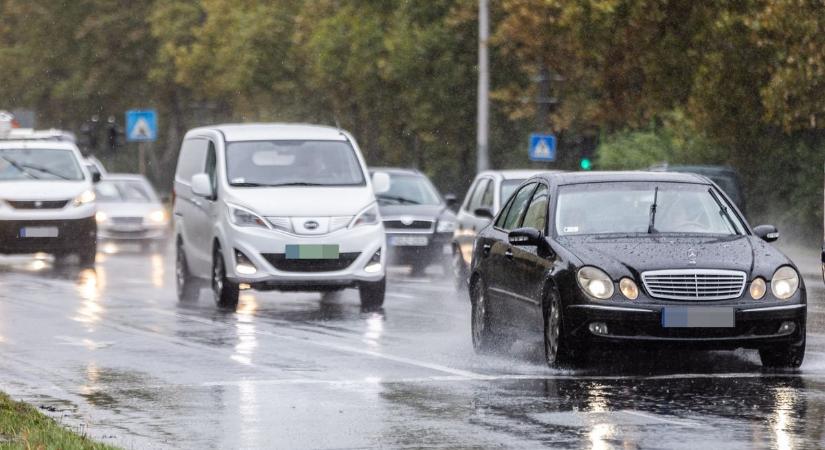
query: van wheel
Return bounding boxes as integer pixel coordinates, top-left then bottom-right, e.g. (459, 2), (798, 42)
(176, 240), (199, 302)
(359, 278), (385, 310)
(543, 290), (583, 368)
(212, 245), (239, 309)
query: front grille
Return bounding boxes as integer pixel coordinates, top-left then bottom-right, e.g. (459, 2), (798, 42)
(642, 269), (746, 301)
(6, 200), (68, 210)
(383, 219), (433, 231)
(262, 252), (360, 272)
(110, 217), (144, 226)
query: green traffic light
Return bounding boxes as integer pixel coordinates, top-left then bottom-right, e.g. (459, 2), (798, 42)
(580, 158), (592, 170)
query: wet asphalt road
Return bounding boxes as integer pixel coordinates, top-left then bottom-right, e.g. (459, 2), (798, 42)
(0, 243), (824, 449)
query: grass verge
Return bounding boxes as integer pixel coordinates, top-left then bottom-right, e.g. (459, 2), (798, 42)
(0, 392), (118, 449)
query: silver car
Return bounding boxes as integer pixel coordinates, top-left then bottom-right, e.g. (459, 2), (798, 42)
(94, 174), (169, 251)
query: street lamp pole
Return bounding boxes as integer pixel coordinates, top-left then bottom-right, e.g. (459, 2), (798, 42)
(477, 0), (490, 172)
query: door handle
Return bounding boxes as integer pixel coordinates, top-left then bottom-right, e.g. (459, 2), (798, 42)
(482, 244), (491, 256)
(505, 249), (514, 259)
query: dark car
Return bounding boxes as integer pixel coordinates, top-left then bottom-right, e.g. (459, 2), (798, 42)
(470, 171), (805, 369)
(649, 164), (746, 214)
(371, 168), (458, 275)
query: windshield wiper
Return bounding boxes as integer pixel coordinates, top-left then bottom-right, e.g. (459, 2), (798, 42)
(230, 182), (267, 187)
(267, 182), (325, 187)
(708, 188), (741, 235)
(17, 163), (70, 180)
(0, 156), (39, 179)
(647, 186), (659, 234)
(378, 195), (420, 205)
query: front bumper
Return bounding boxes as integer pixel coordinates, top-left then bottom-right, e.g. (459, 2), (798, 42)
(221, 221), (386, 289)
(565, 299), (806, 349)
(386, 231), (452, 266)
(0, 217), (96, 254)
(98, 224), (168, 241)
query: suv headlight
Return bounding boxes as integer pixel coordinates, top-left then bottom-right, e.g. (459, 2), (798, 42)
(436, 219), (457, 233)
(72, 190), (95, 207)
(577, 266), (615, 300)
(350, 203), (380, 228)
(771, 266), (799, 300)
(228, 204), (269, 229)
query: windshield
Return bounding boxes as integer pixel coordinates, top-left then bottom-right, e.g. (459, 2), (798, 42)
(556, 182), (745, 236)
(226, 140), (365, 187)
(500, 179), (527, 204)
(95, 180), (157, 203)
(377, 174), (441, 205)
(0, 148), (84, 181)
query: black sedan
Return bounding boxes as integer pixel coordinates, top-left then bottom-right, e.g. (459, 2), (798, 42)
(470, 171), (806, 368)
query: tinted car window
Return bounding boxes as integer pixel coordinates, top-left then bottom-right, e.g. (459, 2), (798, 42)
(502, 183), (536, 230)
(205, 141), (217, 192)
(522, 184), (549, 232)
(176, 139), (208, 182)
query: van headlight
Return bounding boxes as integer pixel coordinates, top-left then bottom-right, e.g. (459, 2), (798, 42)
(228, 204), (269, 229)
(350, 204), (380, 228)
(577, 266), (615, 300)
(72, 190), (96, 207)
(771, 266), (799, 300)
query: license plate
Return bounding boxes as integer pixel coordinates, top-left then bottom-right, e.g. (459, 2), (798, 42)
(19, 227), (59, 238)
(285, 244), (339, 260)
(662, 307), (735, 328)
(389, 236), (429, 247)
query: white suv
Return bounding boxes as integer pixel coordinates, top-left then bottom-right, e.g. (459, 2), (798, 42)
(173, 123), (389, 309)
(0, 140), (98, 265)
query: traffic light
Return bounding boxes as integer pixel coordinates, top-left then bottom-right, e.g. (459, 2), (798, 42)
(579, 157), (592, 171)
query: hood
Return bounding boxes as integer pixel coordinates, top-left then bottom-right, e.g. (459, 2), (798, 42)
(225, 186), (375, 216)
(557, 234), (772, 277)
(378, 203), (453, 220)
(1, 180), (89, 201)
(97, 202), (163, 217)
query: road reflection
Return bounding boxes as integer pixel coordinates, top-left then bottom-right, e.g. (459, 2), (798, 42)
(73, 268), (104, 330)
(231, 294), (259, 366)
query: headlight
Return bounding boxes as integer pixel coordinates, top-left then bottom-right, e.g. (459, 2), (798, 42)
(228, 204), (269, 229)
(72, 190), (95, 207)
(750, 278), (767, 300)
(146, 209), (167, 224)
(350, 203), (380, 228)
(771, 266), (799, 300)
(577, 266), (615, 300)
(619, 278), (638, 300)
(95, 211), (108, 223)
(436, 219), (457, 233)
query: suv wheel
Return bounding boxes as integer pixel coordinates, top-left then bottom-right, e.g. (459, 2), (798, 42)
(359, 277), (385, 310)
(471, 279), (495, 353)
(543, 290), (582, 368)
(212, 245), (239, 309)
(176, 240), (199, 302)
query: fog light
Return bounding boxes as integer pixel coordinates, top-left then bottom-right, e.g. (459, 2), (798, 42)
(234, 249), (257, 275)
(364, 249), (382, 273)
(589, 322), (609, 336)
(778, 321), (796, 334)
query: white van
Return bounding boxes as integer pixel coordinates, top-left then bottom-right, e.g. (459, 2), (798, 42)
(173, 123), (389, 309)
(0, 140), (98, 265)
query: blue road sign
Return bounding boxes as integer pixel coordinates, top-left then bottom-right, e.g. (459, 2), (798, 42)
(125, 109), (158, 142)
(528, 133), (556, 162)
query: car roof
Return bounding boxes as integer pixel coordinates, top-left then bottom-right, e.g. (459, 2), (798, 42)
(653, 164), (739, 176)
(188, 123), (348, 142)
(536, 170), (709, 185)
(102, 173), (150, 182)
(369, 167), (423, 176)
(0, 140), (79, 150)
(478, 169), (552, 180)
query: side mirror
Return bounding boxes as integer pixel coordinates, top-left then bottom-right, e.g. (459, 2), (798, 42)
(444, 193), (457, 206)
(473, 207), (495, 220)
(372, 172), (390, 194)
(191, 173), (214, 198)
(753, 224), (779, 242)
(508, 227), (544, 246)
(91, 171), (101, 183)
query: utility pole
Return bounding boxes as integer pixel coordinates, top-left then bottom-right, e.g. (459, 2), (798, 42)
(476, 0), (490, 172)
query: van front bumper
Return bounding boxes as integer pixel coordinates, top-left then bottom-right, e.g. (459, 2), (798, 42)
(0, 217), (96, 255)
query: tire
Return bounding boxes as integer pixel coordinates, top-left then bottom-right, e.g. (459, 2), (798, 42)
(176, 240), (199, 302)
(359, 277), (385, 310)
(470, 278), (495, 353)
(759, 329), (806, 369)
(452, 248), (468, 292)
(77, 243), (97, 268)
(212, 245), (239, 309)
(543, 289), (581, 368)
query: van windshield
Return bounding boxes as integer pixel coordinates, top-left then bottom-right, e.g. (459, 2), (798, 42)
(0, 148), (84, 181)
(225, 140), (366, 187)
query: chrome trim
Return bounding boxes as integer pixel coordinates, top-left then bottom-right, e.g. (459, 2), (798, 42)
(568, 304), (654, 313)
(641, 269), (746, 301)
(740, 304), (806, 313)
(489, 287), (540, 305)
(382, 215), (435, 234)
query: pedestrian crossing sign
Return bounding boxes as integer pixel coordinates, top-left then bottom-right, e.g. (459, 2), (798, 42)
(528, 133), (556, 162)
(125, 109), (158, 142)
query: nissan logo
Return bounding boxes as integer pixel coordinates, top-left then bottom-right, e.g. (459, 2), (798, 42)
(304, 220), (319, 230)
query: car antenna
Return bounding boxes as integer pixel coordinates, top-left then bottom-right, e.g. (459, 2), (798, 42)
(648, 186), (659, 234)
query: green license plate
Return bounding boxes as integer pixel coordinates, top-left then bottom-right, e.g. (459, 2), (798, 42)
(285, 244), (339, 260)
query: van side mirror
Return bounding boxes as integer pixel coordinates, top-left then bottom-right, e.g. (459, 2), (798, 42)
(91, 171), (101, 183)
(191, 173), (214, 198)
(474, 207), (494, 220)
(753, 224), (779, 242)
(372, 172), (390, 194)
